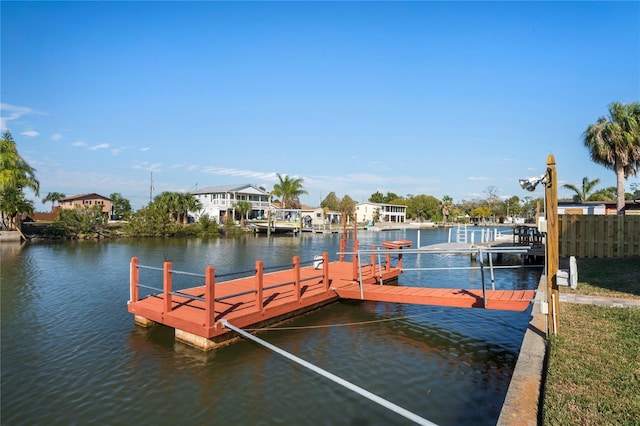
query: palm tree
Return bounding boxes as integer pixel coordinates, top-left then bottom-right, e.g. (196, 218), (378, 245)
(271, 173), (308, 209)
(1, 130), (39, 230)
(440, 195), (453, 224)
(177, 192), (201, 224)
(562, 177), (601, 202)
(233, 200), (252, 228)
(152, 192), (201, 223)
(583, 101), (640, 214)
(42, 192), (66, 210)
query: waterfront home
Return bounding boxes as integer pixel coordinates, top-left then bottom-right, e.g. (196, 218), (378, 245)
(58, 193), (112, 216)
(190, 184), (271, 223)
(356, 202), (407, 224)
(300, 205), (342, 229)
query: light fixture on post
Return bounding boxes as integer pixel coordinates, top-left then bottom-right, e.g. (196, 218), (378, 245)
(518, 174), (547, 192)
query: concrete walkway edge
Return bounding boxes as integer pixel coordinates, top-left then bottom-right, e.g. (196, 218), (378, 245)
(497, 275), (548, 426)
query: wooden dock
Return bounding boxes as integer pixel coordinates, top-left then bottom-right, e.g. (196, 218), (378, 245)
(127, 239), (535, 350)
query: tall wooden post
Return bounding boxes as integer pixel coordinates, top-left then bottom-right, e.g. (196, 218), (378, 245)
(293, 256), (301, 302)
(256, 260), (264, 314)
(163, 261), (173, 313)
(205, 266), (216, 329)
(546, 154), (560, 335)
(322, 252), (330, 291)
(130, 257), (139, 304)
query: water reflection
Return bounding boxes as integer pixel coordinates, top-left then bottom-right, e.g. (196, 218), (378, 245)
(2, 229), (540, 426)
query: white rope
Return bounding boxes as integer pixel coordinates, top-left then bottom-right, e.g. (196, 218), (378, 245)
(222, 320), (439, 426)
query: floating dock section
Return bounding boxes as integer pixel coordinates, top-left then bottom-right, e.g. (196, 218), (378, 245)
(128, 234), (535, 350)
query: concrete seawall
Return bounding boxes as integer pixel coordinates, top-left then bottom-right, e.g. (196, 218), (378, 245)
(498, 275), (548, 426)
(0, 231), (22, 242)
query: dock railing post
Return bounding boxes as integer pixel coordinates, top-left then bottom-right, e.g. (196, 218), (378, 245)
(322, 252), (330, 291)
(205, 266), (216, 329)
(293, 256), (301, 302)
(256, 260), (264, 314)
(352, 239), (359, 281)
(130, 257), (139, 304)
(385, 252), (391, 272)
(163, 261), (173, 313)
(370, 245), (376, 276)
(478, 250), (487, 308)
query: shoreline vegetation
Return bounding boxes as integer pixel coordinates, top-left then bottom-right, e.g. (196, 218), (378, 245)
(544, 258), (640, 424)
(17, 218), (508, 241)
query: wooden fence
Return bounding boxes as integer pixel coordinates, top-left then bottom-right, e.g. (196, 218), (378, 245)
(559, 214), (640, 258)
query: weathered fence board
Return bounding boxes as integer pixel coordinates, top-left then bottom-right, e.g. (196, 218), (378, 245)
(559, 215), (640, 258)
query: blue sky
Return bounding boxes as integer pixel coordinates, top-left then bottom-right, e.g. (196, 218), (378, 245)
(2, 1), (639, 211)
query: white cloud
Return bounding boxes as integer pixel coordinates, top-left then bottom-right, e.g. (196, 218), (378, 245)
(51, 133), (63, 141)
(468, 176), (492, 181)
(0, 103), (38, 131)
(21, 130), (39, 137)
(73, 141), (87, 147)
(88, 143), (109, 150)
(111, 147), (126, 155)
(201, 166), (276, 181)
(140, 147), (150, 151)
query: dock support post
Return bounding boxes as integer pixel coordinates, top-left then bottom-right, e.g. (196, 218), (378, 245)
(256, 260), (264, 314)
(385, 252), (391, 272)
(130, 257), (139, 303)
(163, 261), (172, 313)
(546, 153), (560, 335)
(205, 266), (216, 329)
(293, 256), (301, 302)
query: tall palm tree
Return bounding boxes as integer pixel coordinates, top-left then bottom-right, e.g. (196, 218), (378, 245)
(1, 130), (39, 230)
(42, 192), (66, 210)
(271, 173), (308, 209)
(583, 101), (640, 214)
(440, 195), (453, 224)
(233, 200), (252, 228)
(562, 177), (601, 202)
(177, 192), (201, 224)
(0, 130), (39, 195)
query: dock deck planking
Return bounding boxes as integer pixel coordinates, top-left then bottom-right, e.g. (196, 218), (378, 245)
(128, 256), (535, 346)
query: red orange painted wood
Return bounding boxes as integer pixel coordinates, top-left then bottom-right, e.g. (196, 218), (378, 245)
(128, 251), (535, 344)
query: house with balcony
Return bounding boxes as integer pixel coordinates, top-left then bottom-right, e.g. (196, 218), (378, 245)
(356, 202), (407, 224)
(58, 193), (112, 217)
(190, 184), (271, 223)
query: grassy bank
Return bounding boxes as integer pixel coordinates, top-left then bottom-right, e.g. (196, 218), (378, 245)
(543, 257), (640, 425)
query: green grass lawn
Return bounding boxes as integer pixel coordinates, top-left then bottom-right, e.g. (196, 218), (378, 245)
(543, 257), (640, 425)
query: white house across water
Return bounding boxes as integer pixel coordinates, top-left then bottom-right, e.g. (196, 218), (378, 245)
(190, 184), (271, 223)
(356, 202), (407, 224)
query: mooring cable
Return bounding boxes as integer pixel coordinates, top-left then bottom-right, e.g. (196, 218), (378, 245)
(240, 310), (434, 331)
(222, 320), (439, 426)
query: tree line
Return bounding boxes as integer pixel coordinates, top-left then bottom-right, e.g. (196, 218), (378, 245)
(2, 101), (639, 238)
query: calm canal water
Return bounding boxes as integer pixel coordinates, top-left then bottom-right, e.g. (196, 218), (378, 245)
(1, 227), (540, 426)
